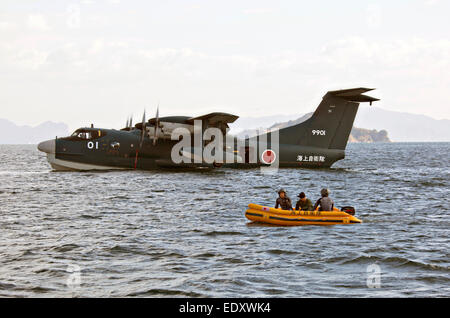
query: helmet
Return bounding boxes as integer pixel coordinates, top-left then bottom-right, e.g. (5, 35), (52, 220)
(277, 188), (287, 194)
(320, 188), (329, 197)
(297, 192), (306, 198)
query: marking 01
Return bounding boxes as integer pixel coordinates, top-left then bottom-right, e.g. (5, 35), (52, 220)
(87, 141), (99, 149)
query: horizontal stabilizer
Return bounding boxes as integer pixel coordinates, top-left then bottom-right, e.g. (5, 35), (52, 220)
(327, 87), (379, 104)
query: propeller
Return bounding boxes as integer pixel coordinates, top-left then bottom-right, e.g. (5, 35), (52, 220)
(139, 110), (146, 148)
(134, 110), (146, 169)
(153, 104), (159, 146)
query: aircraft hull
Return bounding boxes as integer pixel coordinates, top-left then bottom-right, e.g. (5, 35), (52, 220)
(44, 153), (129, 171)
(38, 133), (346, 171)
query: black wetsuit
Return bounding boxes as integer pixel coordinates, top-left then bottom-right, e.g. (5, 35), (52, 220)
(275, 197), (293, 210)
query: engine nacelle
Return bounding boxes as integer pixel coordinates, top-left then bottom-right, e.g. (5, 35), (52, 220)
(146, 122), (194, 140)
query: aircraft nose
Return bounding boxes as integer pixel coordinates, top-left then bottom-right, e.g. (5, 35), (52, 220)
(37, 139), (55, 154)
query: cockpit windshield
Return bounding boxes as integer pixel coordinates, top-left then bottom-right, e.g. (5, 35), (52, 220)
(72, 130), (92, 139)
(63, 129), (105, 141)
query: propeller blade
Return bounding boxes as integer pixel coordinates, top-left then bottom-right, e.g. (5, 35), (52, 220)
(129, 116), (133, 129)
(139, 110), (146, 148)
(134, 110), (146, 170)
(153, 104), (159, 146)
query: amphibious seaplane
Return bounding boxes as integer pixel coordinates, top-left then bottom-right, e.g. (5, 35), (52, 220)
(37, 88), (379, 171)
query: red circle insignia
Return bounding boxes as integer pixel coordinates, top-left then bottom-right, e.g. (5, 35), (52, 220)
(261, 149), (276, 164)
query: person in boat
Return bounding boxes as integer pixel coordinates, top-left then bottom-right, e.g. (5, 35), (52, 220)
(295, 192), (313, 211)
(313, 188), (334, 211)
(275, 189), (293, 210)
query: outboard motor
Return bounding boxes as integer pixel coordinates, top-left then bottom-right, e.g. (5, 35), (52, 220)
(341, 206), (356, 215)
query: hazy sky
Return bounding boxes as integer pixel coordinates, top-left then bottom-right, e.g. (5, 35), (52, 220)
(1, 0), (449, 131)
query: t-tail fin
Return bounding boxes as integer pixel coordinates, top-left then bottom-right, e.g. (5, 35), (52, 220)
(278, 88), (379, 150)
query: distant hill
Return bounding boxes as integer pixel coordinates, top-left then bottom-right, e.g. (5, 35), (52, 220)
(0, 119), (69, 144)
(353, 107), (450, 142)
(2, 106), (448, 144)
(234, 112), (391, 143)
(231, 107), (450, 142)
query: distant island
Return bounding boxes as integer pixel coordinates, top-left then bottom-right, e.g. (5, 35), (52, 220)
(349, 127), (390, 143)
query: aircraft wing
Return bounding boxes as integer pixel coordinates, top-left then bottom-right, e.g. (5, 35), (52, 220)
(187, 112), (239, 126)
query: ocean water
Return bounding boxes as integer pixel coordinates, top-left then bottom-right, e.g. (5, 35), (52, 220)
(0, 143), (448, 297)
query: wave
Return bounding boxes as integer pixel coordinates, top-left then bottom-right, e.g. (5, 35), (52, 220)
(80, 214), (102, 219)
(341, 255), (450, 271)
(266, 249), (299, 256)
(126, 288), (203, 297)
(30, 286), (56, 293)
(0, 282), (16, 290)
(51, 243), (81, 253)
(204, 230), (243, 237)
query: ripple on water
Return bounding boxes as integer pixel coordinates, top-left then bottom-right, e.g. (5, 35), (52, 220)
(265, 249), (299, 256)
(204, 231), (243, 237)
(51, 244), (81, 253)
(126, 288), (204, 297)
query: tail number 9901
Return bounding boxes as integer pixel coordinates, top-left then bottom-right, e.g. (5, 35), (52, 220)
(312, 130), (326, 136)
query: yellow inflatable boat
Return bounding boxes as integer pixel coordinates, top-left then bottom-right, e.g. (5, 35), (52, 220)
(245, 203), (362, 226)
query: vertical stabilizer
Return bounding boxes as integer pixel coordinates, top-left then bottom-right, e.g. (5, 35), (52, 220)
(278, 88), (379, 150)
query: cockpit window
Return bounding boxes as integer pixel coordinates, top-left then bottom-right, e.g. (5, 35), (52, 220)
(72, 131), (92, 139)
(63, 129), (105, 141)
